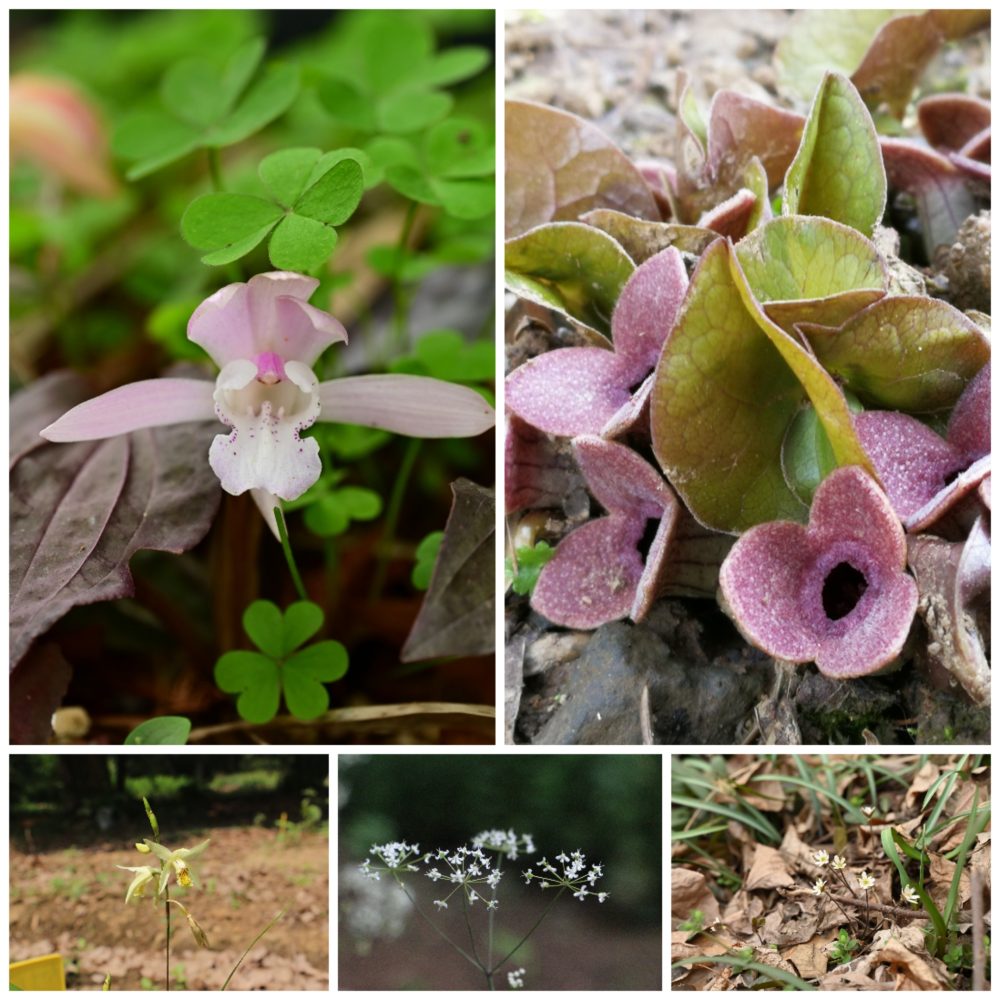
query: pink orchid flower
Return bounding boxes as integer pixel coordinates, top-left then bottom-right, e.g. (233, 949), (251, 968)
(41, 271), (495, 534)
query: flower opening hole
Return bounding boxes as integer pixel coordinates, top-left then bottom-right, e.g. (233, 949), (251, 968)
(822, 562), (868, 621)
(637, 518), (660, 560)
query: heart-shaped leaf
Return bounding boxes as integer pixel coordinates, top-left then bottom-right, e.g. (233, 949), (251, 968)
(505, 99), (660, 238)
(215, 650), (280, 724)
(259, 147), (323, 207)
(280, 601), (324, 653)
(783, 72), (886, 236)
(377, 88), (452, 133)
(505, 222), (635, 338)
(801, 296), (990, 413)
(282, 641), (348, 719)
(268, 213), (338, 272)
(180, 193), (283, 265)
(242, 600), (285, 658)
(295, 157), (364, 225)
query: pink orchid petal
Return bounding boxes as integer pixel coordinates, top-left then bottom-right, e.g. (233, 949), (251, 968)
(317, 375), (494, 437)
(505, 348), (634, 437)
(854, 411), (966, 520)
(531, 516), (644, 629)
(189, 272), (344, 368)
(573, 435), (670, 519)
(947, 360), (990, 461)
(39, 378), (217, 442)
(815, 571), (917, 678)
(611, 246), (688, 374)
(720, 521), (820, 663)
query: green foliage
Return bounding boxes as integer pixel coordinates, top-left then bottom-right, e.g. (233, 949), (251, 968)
(181, 148), (364, 270)
(388, 329), (494, 386)
(506, 541), (554, 596)
(678, 909), (706, 934)
(411, 530), (445, 590)
(113, 37), (299, 179)
(316, 12), (489, 136)
(215, 600), (349, 724)
(304, 485), (383, 538)
(828, 927), (860, 965)
(124, 717), (192, 746)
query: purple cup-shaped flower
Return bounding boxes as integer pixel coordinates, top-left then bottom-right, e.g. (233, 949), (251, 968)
(719, 466), (918, 678)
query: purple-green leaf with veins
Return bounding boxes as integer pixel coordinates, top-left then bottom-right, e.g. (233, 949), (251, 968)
(673, 83), (804, 223)
(506, 247), (687, 438)
(582, 208), (720, 262)
(651, 237), (873, 533)
(10, 372), (222, 669)
(719, 466), (918, 678)
(801, 296), (990, 414)
(734, 215), (888, 332)
(917, 94), (992, 153)
(783, 72), (886, 238)
(531, 436), (679, 629)
(504, 99), (659, 239)
(504, 221), (635, 339)
(775, 9), (989, 119)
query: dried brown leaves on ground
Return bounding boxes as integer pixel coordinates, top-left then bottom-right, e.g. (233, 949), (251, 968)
(672, 755), (990, 991)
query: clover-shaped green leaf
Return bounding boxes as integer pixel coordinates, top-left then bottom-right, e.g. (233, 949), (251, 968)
(180, 148), (364, 270)
(506, 541), (554, 596)
(113, 37), (299, 180)
(304, 486), (383, 538)
(379, 117), (495, 220)
(316, 12), (489, 137)
(214, 599), (348, 723)
(388, 330), (494, 386)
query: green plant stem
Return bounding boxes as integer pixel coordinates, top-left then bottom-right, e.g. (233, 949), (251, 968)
(222, 909), (286, 991)
(165, 886), (171, 992)
(368, 439), (421, 602)
(489, 887), (566, 973)
(208, 148), (224, 192)
(397, 882), (481, 971)
(391, 200), (418, 355)
(275, 507), (308, 601)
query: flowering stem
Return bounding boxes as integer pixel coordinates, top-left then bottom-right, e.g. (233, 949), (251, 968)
(368, 439), (421, 602)
(396, 881), (481, 971)
(274, 507), (308, 602)
(164, 886), (171, 992)
(490, 886), (566, 973)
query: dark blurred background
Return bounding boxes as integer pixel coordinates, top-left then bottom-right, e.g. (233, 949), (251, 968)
(10, 753), (329, 848)
(339, 754), (662, 990)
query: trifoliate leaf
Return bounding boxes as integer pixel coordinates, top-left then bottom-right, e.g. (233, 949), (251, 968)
(259, 147), (322, 207)
(282, 641), (349, 719)
(377, 88), (452, 133)
(316, 77), (377, 131)
(268, 212), (338, 272)
(180, 192), (282, 265)
(215, 650), (281, 724)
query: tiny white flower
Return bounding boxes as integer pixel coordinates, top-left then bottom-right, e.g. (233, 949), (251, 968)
(901, 884), (920, 907)
(831, 855), (847, 871)
(507, 967), (526, 989)
(861, 806), (875, 818)
(857, 871), (876, 891)
(433, 900), (448, 910)
(812, 849), (830, 867)
(810, 878), (826, 896)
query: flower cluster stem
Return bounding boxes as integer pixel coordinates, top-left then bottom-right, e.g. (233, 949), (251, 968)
(490, 887), (566, 973)
(275, 507), (308, 602)
(221, 909), (286, 991)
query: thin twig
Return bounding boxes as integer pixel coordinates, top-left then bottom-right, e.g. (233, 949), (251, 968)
(786, 889), (923, 919)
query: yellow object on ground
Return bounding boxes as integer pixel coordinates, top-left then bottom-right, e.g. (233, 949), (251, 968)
(10, 953), (66, 990)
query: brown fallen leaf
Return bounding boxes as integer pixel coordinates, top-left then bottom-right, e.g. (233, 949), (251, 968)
(872, 926), (951, 989)
(782, 931), (837, 980)
(745, 844), (795, 891)
(672, 867), (721, 927)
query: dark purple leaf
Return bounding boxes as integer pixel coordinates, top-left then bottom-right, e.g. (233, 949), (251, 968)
(10, 373), (222, 668)
(401, 479), (494, 662)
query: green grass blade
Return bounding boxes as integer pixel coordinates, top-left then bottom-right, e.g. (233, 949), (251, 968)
(672, 955), (816, 991)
